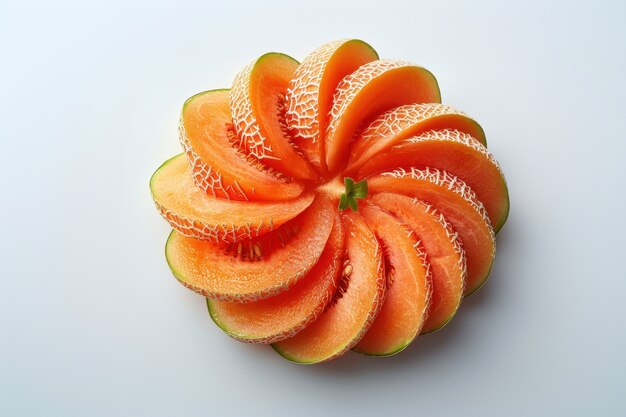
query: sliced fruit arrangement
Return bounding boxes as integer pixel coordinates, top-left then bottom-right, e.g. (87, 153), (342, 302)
(285, 39), (379, 172)
(345, 103), (486, 173)
(207, 215), (345, 342)
(180, 89), (304, 201)
(165, 195), (334, 302)
(229, 53), (317, 181)
(368, 168), (496, 295)
(151, 154), (314, 243)
(324, 60), (441, 174)
(351, 128), (508, 232)
(353, 204), (431, 355)
(151, 39), (509, 363)
(370, 194), (466, 332)
(273, 212), (385, 363)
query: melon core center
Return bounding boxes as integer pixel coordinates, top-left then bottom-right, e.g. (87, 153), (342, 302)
(317, 176), (346, 200)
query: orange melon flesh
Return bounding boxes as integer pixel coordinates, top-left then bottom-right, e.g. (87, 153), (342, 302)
(151, 154), (314, 243)
(354, 204), (431, 355)
(165, 195), (335, 303)
(324, 60), (441, 174)
(285, 39), (379, 172)
(368, 169), (495, 295)
(207, 216), (345, 343)
(357, 129), (509, 232)
(346, 103), (486, 173)
(230, 53), (317, 180)
(371, 194), (466, 333)
(180, 89), (304, 201)
(272, 212), (385, 363)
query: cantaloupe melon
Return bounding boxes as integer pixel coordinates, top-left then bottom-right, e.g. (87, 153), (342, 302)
(180, 89), (304, 201)
(324, 60), (441, 173)
(272, 212), (385, 363)
(230, 53), (317, 180)
(165, 196), (334, 302)
(285, 39), (379, 172)
(207, 216), (344, 343)
(371, 193), (466, 332)
(369, 168), (495, 295)
(353, 204), (431, 355)
(151, 154), (314, 243)
(346, 103), (486, 173)
(355, 129), (509, 232)
(151, 39), (509, 363)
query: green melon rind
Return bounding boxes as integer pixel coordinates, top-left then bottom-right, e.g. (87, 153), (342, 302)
(464, 256), (495, 297)
(494, 187), (510, 234)
(270, 343), (346, 365)
(149, 154), (177, 194)
(205, 299), (310, 344)
(352, 339), (413, 357)
(164, 230), (188, 290)
(341, 39), (379, 60)
(182, 88), (229, 112)
(256, 51), (300, 67)
(206, 299), (241, 340)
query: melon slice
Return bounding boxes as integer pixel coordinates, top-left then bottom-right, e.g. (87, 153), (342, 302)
(369, 168), (495, 295)
(272, 212), (385, 363)
(230, 53), (317, 180)
(371, 194), (466, 332)
(346, 103), (485, 173)
(180, 89), (304, 201)
(358, 129), (509, 232)
(207, 216), (345, 343)
(324, 60), (441, 173)
(285, 39), (379, 172)
(165, 195), (335, 302)
(151, 154), (314, 243)
(354, 204), (431, 355)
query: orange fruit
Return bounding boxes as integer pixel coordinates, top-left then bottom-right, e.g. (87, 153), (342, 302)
(150, 39), (509, 363)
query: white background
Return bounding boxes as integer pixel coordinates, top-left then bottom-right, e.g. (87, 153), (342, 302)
(1, 0), (625, 415)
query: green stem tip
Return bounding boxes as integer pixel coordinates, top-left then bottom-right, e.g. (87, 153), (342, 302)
(338, 177), (368, 212)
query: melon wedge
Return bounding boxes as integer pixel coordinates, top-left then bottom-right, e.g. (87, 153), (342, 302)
(285, 39), (379, 172)
(371, 194), (466, 332)
(324, 60), (441, 173)
(369, 168), (495, 295)
(180, 89), (304, 201)
(151, 154), (314, 243)
(207, 216), (345, 343)
(230, 53), (317, 180)
(346, 103), (486, 173)
(272, 212), (385, 363)
(358, 129), (509, 232)
(354, 204), (431, 355)
(165, 195), (335, 302)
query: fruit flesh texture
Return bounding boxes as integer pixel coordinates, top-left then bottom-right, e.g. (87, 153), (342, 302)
(369, 168), (495, 295)
(272, 212), (385, 363)
(150, 154), (314, 243)
(165, 195), (334, 303)
(285, 39), (379, 173)
(230, 53), (317, 180)
(180, 89), (304, 201)
(207, 216), (345, 343)
(324, 60), (441, 174)
(371, 194), (466, 333)
(358, 129), (509, 232)
(346, 103), (486, 173)
(354, 204), (431, 355)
